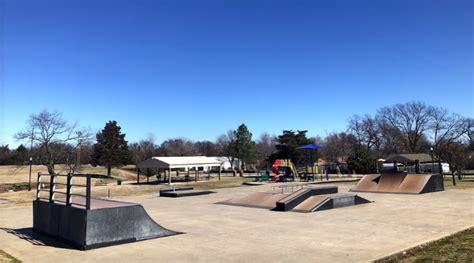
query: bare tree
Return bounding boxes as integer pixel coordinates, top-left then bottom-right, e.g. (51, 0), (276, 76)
(194, 140), (220, 156)
(255, 133), (276, 169)
(160, 137), (196, 156)
(129, 134), (158, 165)
(461, 118), (474, 150)
(321, 132), (357, 163)
(377, 101), (434, 153)
(15, 110), (81, 174)
(216, 130), (237, 175)
(430, 108), (466, 156)
(348, 114), (381, 152)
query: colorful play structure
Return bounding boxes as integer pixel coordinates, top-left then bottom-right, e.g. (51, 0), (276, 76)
(270, 159), (323, 182)
(267, 143), (326, 182)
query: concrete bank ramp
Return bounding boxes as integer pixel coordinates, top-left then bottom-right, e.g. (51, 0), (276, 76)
(33, 198), (179, 250)
(292, 194), (371, 213)
(350, 173), (444, 194)
(218, 191), (290, 209)
(219, 185), (371, 212)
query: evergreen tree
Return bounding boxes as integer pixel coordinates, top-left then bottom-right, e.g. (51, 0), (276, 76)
(91, 121), (130, 176)
(347, 144), (377, 174)
(231, 124), (257, 175)
(13, 144), (29, 165)
(269, 130), (312, 165)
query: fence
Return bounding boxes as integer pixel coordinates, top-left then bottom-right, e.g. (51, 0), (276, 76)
(36, 173), (92, 210)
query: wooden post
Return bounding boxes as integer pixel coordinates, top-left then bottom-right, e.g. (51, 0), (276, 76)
(137, 169), (140, 184)
(195, 168), (198, 182)
(86, 175), (91, 210)
(207, 166), (211, 180)
(168, 168), (172, 185)
(218, 165), (221, 181)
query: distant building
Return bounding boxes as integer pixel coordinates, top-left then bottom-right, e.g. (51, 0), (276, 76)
(383, 153), (450, 173)
(385, 153), (433, 164)
(210, 157), (241, 171)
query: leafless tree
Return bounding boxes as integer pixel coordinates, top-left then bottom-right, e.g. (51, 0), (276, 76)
(216, 130), (237, 175)
(255, 133), (277, 169)
(194, 140), (220, 156)
(377, 101), (434, 153)
(15, 110), (85, 174)
(429, 108), (466, 156)
(160, 137), (196, 156)
(321, 132), (357, 163)
(348, 114), (381, 152)
(129, 134), (158, 165)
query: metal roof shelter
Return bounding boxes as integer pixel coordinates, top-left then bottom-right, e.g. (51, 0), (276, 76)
(385, 154), (432, 163)
(137, 156), (224, 184)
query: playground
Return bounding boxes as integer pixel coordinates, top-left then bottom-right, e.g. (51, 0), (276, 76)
(0, 179), (472, 262)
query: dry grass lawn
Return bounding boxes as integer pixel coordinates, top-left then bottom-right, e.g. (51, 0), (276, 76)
(377, 227), (474, 263)
(0, 250), (20, 263)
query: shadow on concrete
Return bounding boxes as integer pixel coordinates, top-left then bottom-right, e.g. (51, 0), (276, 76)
(0, 227), (73, 249)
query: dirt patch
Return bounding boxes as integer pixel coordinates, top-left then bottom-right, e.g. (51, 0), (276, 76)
(0, 183), (35, 193)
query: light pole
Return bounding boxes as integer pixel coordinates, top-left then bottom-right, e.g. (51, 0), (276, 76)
(430, 147), (434, 173)
(28, 157), (33, 191)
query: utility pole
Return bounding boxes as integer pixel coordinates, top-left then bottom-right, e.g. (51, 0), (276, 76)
(28, 128), (34, 191)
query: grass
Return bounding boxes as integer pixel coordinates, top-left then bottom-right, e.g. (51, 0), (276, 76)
(376, 227), (474, 263)
(443, 178), (474, 190)
(0, 250), (21, 263)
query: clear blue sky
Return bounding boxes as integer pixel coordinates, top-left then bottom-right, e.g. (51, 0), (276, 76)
(1, 0), (473, 147)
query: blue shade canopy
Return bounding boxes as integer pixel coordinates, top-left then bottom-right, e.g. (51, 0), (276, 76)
(296, 144), (321, 150)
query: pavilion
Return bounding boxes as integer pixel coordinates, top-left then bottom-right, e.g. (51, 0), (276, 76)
(137, 156), (224, 184)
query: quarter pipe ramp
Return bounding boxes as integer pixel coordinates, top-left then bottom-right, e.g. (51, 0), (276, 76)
(350, 173), (444, 194)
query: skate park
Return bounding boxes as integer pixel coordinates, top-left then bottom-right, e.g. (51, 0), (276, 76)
(0, 178), (472, 263)
(1, 151), (472, 262)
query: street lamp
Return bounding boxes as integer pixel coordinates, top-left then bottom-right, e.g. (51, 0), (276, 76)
(28, 157), (33, 191)
(430, 147), (434, 173)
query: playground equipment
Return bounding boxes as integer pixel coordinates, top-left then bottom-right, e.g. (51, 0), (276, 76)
(33, 173), (179, 250)
(350, 172), (444, 194)
(296, 143), (321, 181)
(271, 159), (322, 181)
(271, 159), (298, 182)
(218, 185), (370, 213)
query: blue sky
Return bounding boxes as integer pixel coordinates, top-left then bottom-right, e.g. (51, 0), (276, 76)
(1, 0), (473, 147)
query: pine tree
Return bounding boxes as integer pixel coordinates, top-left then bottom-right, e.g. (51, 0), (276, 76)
(91, 121), (130, 176)
(269, 130), (312, 165)
(232, 124), (257, 175)
(347, 144), (377, 174)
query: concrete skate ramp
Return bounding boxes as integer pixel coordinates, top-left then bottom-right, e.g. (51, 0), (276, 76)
(218, 191), (290, 209)
(33, 199), (179, 250)
(292, 193), (370, 213)
(351, 173), (444, 194)
(275, 186), (338, 211)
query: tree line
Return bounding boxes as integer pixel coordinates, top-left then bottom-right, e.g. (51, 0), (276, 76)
(2, 101), (472, 176)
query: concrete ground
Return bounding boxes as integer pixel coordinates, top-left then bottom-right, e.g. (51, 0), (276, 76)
(0, 183), (472, 263)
